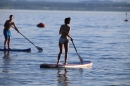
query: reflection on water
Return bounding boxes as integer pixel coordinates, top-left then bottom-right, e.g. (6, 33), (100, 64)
(3, 51), (10, 59)
(2, 51), (11, 73)
(57, 68), (84, 86)
(57, 68), (68, 86)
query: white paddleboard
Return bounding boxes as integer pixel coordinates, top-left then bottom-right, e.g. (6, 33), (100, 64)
(40, 61), (92, 68)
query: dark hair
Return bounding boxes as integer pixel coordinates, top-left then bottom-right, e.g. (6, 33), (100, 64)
(9, 15), (13, 19)
(64, 17), (71, 24)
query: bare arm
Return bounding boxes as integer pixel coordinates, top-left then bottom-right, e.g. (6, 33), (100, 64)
(59, 26), (62, 34)
(12, 22), (20, 33)
(67, 27), (73, 41)
(4, 21), (7, 28)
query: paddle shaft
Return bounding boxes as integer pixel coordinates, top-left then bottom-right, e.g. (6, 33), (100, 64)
(71, 41), (84, 64)
(19, 32), (36, 47)
(20, 32), (43, 51)
(12, 26), (43, 51)
(19, 32), (43, 51)
(126, 12), (127, 19)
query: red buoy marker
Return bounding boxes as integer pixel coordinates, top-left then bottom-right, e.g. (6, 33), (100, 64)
(37, 22), (46, 27)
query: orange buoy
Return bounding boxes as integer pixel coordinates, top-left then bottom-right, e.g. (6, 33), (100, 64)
(37, 23), (46, 27)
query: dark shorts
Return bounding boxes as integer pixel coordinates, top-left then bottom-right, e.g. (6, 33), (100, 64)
(3, 29), (11, 39)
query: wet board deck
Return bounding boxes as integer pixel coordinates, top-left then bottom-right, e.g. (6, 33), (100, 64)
(40, 61), (92, 68)
(0, 48), (31, 52)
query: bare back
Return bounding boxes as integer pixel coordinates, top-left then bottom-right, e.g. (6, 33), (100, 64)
(59, 24), (70, 39)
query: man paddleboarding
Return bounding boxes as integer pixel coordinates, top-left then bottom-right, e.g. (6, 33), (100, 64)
(57, 17), (73, 65)
(3, 15), (20, 49)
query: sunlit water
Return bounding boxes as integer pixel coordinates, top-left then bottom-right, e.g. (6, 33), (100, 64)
(0, 10), (130, 86)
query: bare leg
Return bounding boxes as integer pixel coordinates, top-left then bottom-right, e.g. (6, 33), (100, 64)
(7, 37), (11, 49)
(64, 42), (69, 64)
(57, 43), (63, 64)
(4, 39), (7, 49)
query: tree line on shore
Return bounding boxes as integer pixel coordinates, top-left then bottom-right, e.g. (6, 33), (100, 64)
(0, 0), (130, 11)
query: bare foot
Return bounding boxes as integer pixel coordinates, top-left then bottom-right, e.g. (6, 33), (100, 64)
(8, 48), (11, 50)
(64, 63), (68, 65)
(57, 62), (62, 65)
(4, 47), (6, 49)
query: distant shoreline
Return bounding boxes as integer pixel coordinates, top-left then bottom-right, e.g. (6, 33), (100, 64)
(0, 0), (130, 11)
(0, 9), (129, 12)
(0, 9), (129, 13)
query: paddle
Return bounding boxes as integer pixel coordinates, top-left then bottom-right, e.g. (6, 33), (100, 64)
(19, 32), (43, 52)
(126, 12), (127, 19)
(12, 27), (43, 52)
(71, 40), (84, 64)
(125, 12), (128, 22)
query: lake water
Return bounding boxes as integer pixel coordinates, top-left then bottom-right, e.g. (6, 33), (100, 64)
(0, 10), (130, 86)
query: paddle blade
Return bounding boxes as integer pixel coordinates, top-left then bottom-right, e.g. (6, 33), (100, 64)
(36, 46), (43, 52)
(77, 53), (84, 64)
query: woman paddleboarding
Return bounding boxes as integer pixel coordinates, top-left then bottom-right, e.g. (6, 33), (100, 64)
(57, 17), (73, 65)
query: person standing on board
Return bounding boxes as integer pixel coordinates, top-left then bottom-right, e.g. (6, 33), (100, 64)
(3, 15), (20, 49)
(57, 17), (73, 65)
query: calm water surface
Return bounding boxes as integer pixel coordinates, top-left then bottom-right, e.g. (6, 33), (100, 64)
(0, 10), (130, 86)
